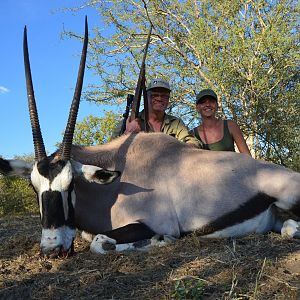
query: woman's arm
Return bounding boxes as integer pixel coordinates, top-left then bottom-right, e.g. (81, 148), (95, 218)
(228, 120), (252, 156)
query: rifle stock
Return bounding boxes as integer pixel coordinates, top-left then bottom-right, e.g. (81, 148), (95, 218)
(119, 94), (134, 135)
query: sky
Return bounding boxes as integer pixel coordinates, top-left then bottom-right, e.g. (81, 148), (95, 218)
(0, 0), (108, 158)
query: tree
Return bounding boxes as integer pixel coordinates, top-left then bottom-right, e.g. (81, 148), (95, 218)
(65, 0), (299, 169)
(73, 111), (120, 145)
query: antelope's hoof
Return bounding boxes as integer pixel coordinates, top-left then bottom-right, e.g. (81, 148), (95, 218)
(281, 219), (300, 238)
(150, 234), (177, 247)
(90, 234), (116, 254)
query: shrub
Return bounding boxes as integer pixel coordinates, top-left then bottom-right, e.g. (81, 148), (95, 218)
(172, 278), (205, 300)
(0, 176), (38, 216)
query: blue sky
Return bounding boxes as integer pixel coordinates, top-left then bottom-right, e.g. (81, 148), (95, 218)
(0, 0), (108, 158)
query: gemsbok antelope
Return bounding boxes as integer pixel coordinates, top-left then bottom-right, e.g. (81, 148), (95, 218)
(0, 18), (300, 257)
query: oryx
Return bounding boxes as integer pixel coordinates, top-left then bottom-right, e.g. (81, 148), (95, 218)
(0, 18), (300, 257)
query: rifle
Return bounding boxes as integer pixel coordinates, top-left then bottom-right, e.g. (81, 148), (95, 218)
(119, 25), (152, 135)
(119, 94), (134, 135)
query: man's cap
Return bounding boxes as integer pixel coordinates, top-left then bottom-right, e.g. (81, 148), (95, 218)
(196, 89), (218, 104)
(147, 78), (171, 92)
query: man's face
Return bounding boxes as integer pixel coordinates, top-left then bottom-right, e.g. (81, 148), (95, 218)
(148, 88), (170, 113)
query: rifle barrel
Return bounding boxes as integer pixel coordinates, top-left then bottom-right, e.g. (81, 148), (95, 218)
(130, 25), (153, 121)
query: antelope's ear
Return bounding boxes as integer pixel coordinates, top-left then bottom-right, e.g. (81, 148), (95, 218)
(71, 160), (120, 184)
(0, 158), (34, 178)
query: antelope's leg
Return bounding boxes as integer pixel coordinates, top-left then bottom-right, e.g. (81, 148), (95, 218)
(90, 223), (156, 254)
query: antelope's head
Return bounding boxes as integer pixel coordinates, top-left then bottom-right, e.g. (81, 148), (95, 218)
(22, 17), (120, 257)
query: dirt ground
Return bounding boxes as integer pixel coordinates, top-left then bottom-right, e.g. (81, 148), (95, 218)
(0, 215), (300, 300)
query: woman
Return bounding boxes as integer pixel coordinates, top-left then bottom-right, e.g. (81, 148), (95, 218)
(192, 89), (251, 155)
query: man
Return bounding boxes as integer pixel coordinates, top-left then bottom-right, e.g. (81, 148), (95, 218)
(112, 78), (200, 147)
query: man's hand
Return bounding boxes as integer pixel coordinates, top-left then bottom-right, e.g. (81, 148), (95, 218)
(124, 118), (142, 134)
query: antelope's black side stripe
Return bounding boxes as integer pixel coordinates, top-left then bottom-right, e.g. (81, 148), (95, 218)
(196, 192), (277, 236)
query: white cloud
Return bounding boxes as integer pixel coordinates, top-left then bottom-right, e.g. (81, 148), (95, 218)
(0, 86), (10, 94)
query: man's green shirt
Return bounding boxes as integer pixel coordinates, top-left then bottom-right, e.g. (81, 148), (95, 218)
(111, 110), (201, 148)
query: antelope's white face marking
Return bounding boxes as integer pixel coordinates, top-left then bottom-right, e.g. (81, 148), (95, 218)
(31, 162), (51, 218)
(41, 226), (76, 254)
(71, 190), (76, 209)
(31, 161), (74, 219)
(51, 161), (73, 191)
(51, 162), (74, 221)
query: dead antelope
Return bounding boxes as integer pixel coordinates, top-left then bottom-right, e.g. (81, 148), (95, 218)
(0, 18), (300, 257)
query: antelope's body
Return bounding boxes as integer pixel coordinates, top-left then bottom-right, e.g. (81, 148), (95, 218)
(71, 133), (300, 239)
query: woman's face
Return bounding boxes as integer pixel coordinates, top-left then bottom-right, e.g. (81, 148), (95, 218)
(196, 97), (218, 118)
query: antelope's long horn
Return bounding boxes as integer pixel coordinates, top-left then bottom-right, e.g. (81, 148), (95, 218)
(23, 26), (47, 161)
(60, 16), (88, 160)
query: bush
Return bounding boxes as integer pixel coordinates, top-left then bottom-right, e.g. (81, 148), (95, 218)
(0, 176), (38, 216)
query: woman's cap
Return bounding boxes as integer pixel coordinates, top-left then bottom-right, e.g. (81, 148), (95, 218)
(147, 78), (171, 92)
(196, 89), (218, 104)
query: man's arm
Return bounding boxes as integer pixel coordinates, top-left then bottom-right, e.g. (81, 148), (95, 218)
(111, 118), (142, 140)
(175, 119), (202, 148)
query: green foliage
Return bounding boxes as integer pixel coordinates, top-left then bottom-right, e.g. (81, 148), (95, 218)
(0, 176), (37, 216)
(73, 111), (121, 145)
(0, 153), (37, 216)
(172, 278), (205, 300)
(13, 153), (35, 162)
(65, 0), (299, 169)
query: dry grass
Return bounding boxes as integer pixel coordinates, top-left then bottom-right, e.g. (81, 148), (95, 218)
(0, 215), (300, 299)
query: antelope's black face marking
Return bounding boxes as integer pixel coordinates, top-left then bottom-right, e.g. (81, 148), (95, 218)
(41, 180), (75, 229)
(41, 191), (65, 228)
(37, 159), (67, 182)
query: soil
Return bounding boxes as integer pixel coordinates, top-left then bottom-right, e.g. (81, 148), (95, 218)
(0, 215), (300, 299)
